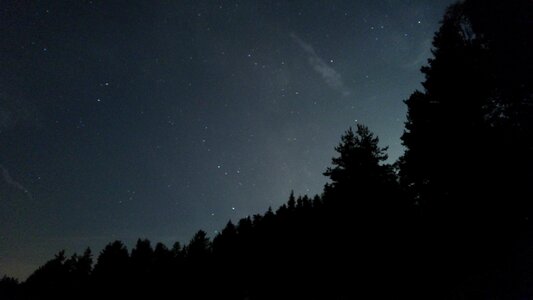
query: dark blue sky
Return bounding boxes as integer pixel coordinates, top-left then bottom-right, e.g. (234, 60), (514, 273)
(1, 0), (453, 279)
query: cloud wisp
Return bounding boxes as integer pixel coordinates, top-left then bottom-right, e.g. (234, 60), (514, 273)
(291, 33), (351, 96)
(0, 164), (33, 201)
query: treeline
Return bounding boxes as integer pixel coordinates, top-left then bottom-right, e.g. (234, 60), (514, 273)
(2, 0), (532, 298)
(0, 143), (412, 300)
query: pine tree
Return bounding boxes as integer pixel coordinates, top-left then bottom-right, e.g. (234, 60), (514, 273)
(323, 124), (393, 209)
(400, 0), (533, 221)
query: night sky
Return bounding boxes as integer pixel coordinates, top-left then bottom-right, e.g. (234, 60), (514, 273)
(1, 0), (454, 279)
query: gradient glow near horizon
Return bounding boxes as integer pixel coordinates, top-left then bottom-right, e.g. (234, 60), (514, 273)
(0, 0), (453, 279)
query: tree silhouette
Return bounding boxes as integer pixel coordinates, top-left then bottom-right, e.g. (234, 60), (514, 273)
(22, 250), (75, 299)
(91, 241), (130, 298)
(73, 248), (93, 279)
(184, 230), (210, 262)
(0, 276), (18, 300)
(400, 0), (533, 222)
(323, 124), (396, 217)
(325, 125), (388, 182)
(400, 3), (490, 212)
(130, 239), (154, 275)
(398, 1), (533, 297)
(63, 248), (92, 298)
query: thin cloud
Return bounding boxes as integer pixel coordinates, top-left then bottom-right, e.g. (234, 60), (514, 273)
(404, 38), (433, 70)
(290, 33), (351, 96)
(0, 164), (33, 201)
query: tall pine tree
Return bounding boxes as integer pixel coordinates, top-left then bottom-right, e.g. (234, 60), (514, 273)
(400, 0), (533, 222)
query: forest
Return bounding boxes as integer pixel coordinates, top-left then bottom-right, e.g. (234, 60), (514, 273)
(1, 0), (532, 299)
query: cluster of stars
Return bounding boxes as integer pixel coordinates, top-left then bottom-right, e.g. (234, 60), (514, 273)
(0, 0), (449, 280)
